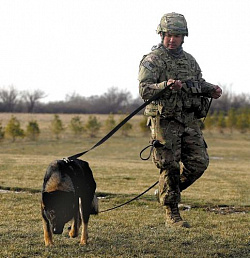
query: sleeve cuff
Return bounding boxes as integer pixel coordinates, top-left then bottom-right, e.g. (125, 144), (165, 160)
(157, 81), (166, 89)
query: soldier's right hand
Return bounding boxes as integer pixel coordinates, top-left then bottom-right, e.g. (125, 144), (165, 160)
(167, 79), (182, 91)
(211, 85), (222, 99)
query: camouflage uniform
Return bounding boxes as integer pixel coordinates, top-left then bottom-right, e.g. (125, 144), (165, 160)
(138, 13), (217, 207)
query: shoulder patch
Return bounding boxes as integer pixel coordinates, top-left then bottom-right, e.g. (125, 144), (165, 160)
(142, 61), (155, 71)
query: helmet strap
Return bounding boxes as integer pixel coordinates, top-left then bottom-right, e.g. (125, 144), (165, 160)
(160, 32), (165, 43)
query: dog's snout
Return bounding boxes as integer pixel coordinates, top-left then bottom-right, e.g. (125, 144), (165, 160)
(53, 227), (63, 234)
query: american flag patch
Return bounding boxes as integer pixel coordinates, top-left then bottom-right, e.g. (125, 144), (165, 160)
(142, 61), (155, 71)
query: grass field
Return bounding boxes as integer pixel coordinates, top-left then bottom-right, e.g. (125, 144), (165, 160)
(0, 113), (249, 257)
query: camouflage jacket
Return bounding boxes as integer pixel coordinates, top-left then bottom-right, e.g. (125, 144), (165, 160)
(138, 44), (215, 123)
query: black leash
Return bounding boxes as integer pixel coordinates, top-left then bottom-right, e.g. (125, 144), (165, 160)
(65, 86), (171, 213)
(67, 83), (174, 160)
(203, 98), (213, 123)
(99, 180), (159, 213)
(65, 82), (212, 213)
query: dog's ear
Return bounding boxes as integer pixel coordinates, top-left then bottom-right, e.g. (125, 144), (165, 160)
(42, 191), (75, 208)
(42, 192), (51, 207)
(42, 192), (60, 208)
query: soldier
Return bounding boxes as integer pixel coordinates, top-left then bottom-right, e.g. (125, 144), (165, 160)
(138, 12), (222, 228)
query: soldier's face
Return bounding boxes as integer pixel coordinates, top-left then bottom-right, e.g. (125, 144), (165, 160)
(163, 33), (183, 50)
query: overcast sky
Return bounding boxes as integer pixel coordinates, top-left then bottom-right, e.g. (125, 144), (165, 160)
(0, 0), (250, 102)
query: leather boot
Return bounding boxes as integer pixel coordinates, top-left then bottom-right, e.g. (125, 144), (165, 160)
(165, 203), (190, 228)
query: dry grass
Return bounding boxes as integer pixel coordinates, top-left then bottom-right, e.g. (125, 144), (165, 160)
(0, 113), (249, 257)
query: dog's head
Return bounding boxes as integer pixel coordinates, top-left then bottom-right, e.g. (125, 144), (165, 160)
(42, 191), (76, 234)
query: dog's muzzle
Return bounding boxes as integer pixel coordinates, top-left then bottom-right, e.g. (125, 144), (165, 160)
(53, 226), (64, 234)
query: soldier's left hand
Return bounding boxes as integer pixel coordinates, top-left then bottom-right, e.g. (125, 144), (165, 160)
(211, 85), (222, 99)
(167, 79), (182, 91)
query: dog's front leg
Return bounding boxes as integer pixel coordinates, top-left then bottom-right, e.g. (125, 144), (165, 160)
(69, 200), (80, 238)
(69, 214), (80, 238)
(79, 197), (88, 245)
(42, 217), (53, 246)
(41, 203), (53, 246)
(80, 222), (88, 245)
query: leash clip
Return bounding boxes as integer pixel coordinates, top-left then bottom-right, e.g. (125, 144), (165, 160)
(63, 157), (71, 163)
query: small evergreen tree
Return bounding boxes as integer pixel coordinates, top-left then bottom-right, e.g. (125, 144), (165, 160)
(217, 111), (226, 134)
(212, 111), (218, 127)
(85, 115), (101, 138)
(0, 122), (5, 141)
(236, 108), (249, 133)
(5, 116), (25, 142)
(203, 113), (214, 133)
(69, 116), (85, 136)
(119, 115), (132, 137)
(26, 120), (40, 141)
(50, 114), (64, 140)
(105, 113), (116, 132)
(226, 108), (237, 133)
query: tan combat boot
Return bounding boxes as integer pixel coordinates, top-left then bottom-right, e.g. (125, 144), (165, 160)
(165, 203), (190, 228)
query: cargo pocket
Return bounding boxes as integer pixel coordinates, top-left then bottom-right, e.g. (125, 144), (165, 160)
(152, 138), (173, 169)
(147, 116), (156, 139)
(144, 103), (158, 117)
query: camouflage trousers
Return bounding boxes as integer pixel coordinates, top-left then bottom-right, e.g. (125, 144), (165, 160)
(148, 116), (209, 205)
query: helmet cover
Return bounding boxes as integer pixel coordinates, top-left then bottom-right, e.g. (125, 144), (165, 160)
(157, 12), (188, 36)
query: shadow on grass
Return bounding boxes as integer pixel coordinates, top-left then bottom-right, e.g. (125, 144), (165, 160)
(1, 185), (249, 215)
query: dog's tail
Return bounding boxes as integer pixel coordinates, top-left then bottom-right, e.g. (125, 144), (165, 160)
(90, 194), (99, 215)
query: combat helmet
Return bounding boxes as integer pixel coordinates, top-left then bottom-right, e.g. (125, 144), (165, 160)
(157, 12), (188, 36)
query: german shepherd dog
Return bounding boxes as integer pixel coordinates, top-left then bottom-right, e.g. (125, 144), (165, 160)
(41, 158), (98, 246)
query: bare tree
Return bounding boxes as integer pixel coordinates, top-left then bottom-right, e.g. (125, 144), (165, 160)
(210, 85), (250, 114)
(0, 85), (19, 112)
(100, 87), (132, 113)
(22, 89), (47, 112)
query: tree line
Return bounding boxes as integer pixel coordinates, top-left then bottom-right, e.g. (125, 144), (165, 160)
(0, 85), (249, 115)
(0, 86), (142, 114)
(0, 114), (139, 142)
(1, 109), (249, 144)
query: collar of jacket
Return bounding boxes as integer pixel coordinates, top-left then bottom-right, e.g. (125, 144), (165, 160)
(152, 43), (184, 58)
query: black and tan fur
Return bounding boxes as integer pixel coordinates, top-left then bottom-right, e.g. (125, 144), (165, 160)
(41, 159), (98, 246)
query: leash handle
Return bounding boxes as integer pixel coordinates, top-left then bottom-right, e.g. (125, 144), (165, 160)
(139, 144), (154, 160)
(140, 140), (164, 161)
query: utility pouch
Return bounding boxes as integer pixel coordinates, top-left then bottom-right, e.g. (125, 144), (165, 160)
(160, 94), (178, 117)
(144, 102), (158, 117)
(194, 97), (210, 118)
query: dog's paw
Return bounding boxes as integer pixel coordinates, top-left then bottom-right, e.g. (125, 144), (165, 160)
(69, 230), (78, 238)
(45, 241), (54, 247)
(80, 240), (87, 246)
